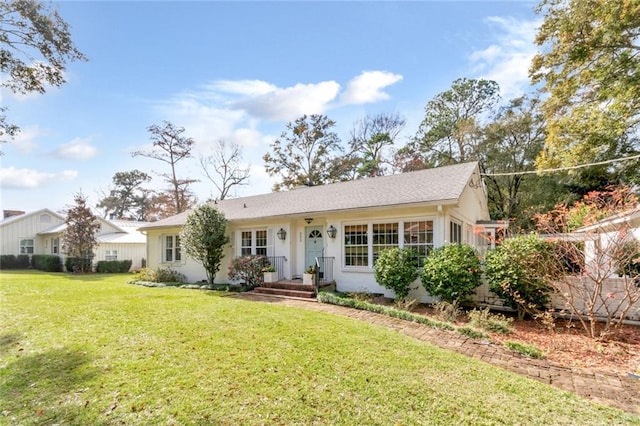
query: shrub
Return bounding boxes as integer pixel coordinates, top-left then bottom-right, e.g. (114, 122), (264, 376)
(228, 255), (268, 289)
(504, 341), (544, 359)
(16, 254), (30, 269)
(96, 260), (133, 273)
(154, 267), (187, 283)
(433, 301), (462, 323)
(373, 247), (419, 300)
(393, 297), (418, 312)
(421, 244), (482, 304)
(0, 255), (18, 269)
(133, 267), (157, 282)
(484, 235), (556, 319)
(65, 257), (92, 273)
(31, 255), (63, 272)
(457, 326), (487, 339)
(467, 308), (513, 334)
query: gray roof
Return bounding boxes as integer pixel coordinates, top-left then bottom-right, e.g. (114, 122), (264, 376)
(140, 162), (480, 230)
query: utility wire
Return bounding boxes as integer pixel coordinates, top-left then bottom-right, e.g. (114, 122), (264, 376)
(480, 153), (640, 177)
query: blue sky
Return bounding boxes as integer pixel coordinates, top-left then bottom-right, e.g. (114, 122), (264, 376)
(0, 1), (540, 215)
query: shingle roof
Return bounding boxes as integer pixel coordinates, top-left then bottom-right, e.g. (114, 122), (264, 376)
(141, 162), (480, 230)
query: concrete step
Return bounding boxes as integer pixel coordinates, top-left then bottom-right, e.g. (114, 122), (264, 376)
(262, 281), (316, 292)
(254, 286), (316, 299)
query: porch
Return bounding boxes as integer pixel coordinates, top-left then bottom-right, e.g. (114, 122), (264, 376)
(253, 256), (336, 299)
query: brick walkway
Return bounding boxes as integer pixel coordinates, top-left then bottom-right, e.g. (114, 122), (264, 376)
(231, 293), (640, 414)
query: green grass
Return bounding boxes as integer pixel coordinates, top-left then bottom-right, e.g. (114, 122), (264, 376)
(1, 271), (637, 425)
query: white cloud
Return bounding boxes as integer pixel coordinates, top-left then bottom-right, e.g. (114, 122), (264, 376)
(210, 80), (277, 97)
(0, 167), (77, 189)
(234, 81), (341, 121)
(340, 71), (403, 105)
(54, 137), (98, 160)
(11, 126), (43, 154)
(469, 16), (542, 99)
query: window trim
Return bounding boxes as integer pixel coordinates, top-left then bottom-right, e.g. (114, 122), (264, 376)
(20, 238), (34, 254)
(449, 218), (463, 244)
(163, 234), (182, 263)
(105, 249), (118, 261)
(237, 228), (269, 257)
(51, 237), (59, 255)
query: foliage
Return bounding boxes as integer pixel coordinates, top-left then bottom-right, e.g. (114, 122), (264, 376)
(96, 170), (152, 221)
(2, 272), (632, 424)
(421, 244), (482, 304)
(62, 193), (100, 273)
(228, 255), (268, 289)
(485, 235), (556, 319)
(96, 260), (132, 273)
(31, 255), (62, 272)
(467, 308), (513, 334)
(180, 204), (229, 284)
(457, 327), (488, 339)
(261, 265), (276, 273)
(504, 341), (544, 359)
(393, 297), (418, 312)
(405, 78), (500, 169)
(531, 0), (640, 173)
(133, 267), (186, 284)
(132, 121), (197, 215)
(199, 140), (251, 200)
(263, 114), (344, 191)
(305, 264), (317, 274)
(65, 257), (92, 273)
(535, 186), (640, 338)
(346, 112), (406, 178)
(373, 247), (419, 300)
(0, 254), (30, 269)
(0, 0), (86, 152)
(433, 301), (462, 323)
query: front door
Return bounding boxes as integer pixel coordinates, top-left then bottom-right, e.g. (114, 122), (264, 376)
(305, 226), (324, 277)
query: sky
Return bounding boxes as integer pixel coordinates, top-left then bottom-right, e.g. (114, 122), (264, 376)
(0, 0), (542, 215)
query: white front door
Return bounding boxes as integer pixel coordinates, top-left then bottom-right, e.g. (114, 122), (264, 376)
(305, 226), (324, 274)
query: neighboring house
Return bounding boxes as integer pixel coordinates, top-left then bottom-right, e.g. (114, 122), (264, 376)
(0, 209), (148, 271)
(141, 162), (502, 302)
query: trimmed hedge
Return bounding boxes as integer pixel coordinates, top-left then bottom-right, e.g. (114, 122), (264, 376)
(96, 260), (133, 273)
(65, 257), (93, 273)
(31, 255), (63, 272)
(0, 254), (31, 269)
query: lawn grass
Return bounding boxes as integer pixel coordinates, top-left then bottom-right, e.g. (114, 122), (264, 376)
(1, 271), (638, 425)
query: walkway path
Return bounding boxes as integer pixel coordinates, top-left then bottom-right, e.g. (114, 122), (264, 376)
(231, 292), (640, 415)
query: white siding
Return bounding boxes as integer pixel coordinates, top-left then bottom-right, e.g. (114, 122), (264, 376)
(0, 211), (65, 256)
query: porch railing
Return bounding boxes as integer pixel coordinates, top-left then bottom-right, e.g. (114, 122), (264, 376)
(267, 256), (287, 281)
(315, 256), (335, 284)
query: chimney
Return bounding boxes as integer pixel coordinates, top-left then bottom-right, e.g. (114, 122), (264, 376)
(3, 210), (25, 220)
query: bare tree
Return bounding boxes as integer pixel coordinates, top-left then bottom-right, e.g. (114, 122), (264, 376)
(199, 140), (250, 200)
(132, 121), (197, 214)
(348, 112), (406, 178)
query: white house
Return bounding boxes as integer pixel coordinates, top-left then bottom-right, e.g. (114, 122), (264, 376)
(140, 162), (501, 302)
(0, 209), (148, 271)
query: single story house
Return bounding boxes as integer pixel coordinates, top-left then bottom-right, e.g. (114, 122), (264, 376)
(140, 162), (503, 302)
(0, 209), (148, 271)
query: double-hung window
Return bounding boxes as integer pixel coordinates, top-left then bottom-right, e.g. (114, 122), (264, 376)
(239, 229), (268, 256)
(403, 221), (433, 266)
(372, 223), (398, 263)
(51, 237), (59, 255)
(164, 235), (181, 262)
(344, 224), (368, 266)
(450, 220), (463, 244)
(20, 239), (34, 254)
(105, 250), (118, 261)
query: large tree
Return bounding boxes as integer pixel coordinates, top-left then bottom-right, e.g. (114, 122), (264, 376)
(347, 112), (406, 178)
(180, 204), (230, 284)
(409, 78), (500, 168)
(97, 170), (152, 221)
(263, 114), (344, 191)
(0, 0), (86, 152)
(62, 193), (100, 273)
(132, 121), (197, 214)
(199, 140), (250, 200)
(531, 0), (640, 171)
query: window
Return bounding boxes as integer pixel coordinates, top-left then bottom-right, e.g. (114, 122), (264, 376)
(256, 230), (267, 256)
(241, 231), (252, 256)
(51, 238), (59, 255)
(105, 250), (117, 261)
(20, 239), (34, 254)
(239, 229), (268, 256)
(164, 235), (181, 262)
(403, 221), (433, 266)
(450, 220), (463, 244)
(372, 223), (398, 263)
(40, 214), (51, 223)
(344, 224), (368, 266)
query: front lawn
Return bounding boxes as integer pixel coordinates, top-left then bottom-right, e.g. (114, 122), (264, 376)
(1, 271), (637, 425)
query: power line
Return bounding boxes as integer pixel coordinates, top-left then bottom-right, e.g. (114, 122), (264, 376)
(481, 154), (640, 177)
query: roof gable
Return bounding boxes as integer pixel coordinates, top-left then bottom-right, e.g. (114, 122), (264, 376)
(0, 208), (65, 228)
(142, 162), (482, 230)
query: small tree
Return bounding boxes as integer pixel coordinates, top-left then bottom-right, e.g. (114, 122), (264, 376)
(421, 244), (482, 304)
(373, 247), (419, 300)
(180, 204), (229, 284)
(484, 235), (557, 319)
(62, 193), (100, 273)
(228, 255), (269, 289)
